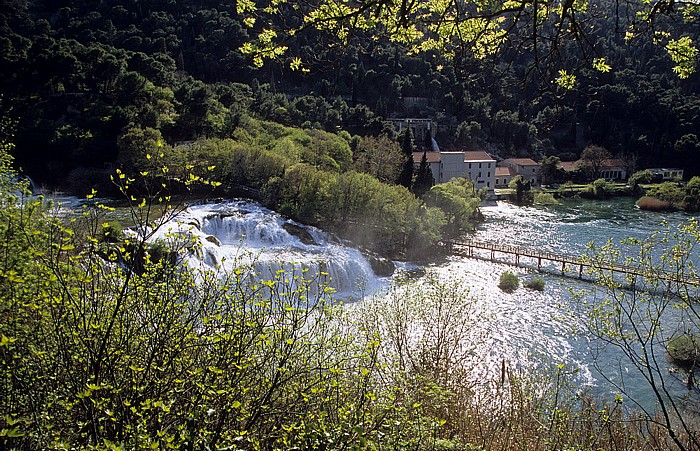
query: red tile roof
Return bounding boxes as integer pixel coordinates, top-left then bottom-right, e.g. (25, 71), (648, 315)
(496, 167), (515, 176)
(504, 158), (538, 166)
(412, 151), (441, 163)
(558, 161), (579, 172)
(463, 151), (495, 161)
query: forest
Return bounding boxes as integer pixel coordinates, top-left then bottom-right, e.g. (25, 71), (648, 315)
(1, 0), (699, 192)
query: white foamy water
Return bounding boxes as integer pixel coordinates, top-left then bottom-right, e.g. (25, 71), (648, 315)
(149, 200), (389, 300)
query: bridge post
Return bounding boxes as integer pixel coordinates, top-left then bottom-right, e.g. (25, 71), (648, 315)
(538, 257), (541, 270)
(579, 263), (583, 279)
(562, 261), (566, 275)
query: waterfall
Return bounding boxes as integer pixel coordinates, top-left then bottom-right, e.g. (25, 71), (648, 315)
(152, 200), (390, 300)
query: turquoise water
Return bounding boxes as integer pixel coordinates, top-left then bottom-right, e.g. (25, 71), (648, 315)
(431, 197), (700, 411)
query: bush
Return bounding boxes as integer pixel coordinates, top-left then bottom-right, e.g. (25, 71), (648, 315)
(637, 196), (674, 211)
(533, 192), (558, 205)
(583, 178), (614, 199)
(98, 220), (125, 243)
(628, 169), (655, 189)
(524, 277), (545, 291)
(498, 271), (519, 292)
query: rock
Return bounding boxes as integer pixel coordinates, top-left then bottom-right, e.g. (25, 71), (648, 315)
(367, 254), (395, 277)
(205, 235), (221, 246)
(667, 334), (700, 366)
(282, 222), (317, 245)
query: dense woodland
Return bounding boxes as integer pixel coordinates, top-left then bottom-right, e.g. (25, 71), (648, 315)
(1, 0), (699, 192)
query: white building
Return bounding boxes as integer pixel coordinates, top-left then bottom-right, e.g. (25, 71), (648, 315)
(501, 158), (539, 185)
(413, 150), (496, 196)
(648, 167), (684, 181)
(495, 166), (516, 188)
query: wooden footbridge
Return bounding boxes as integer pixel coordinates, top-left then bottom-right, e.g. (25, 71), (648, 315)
(442, 239), (700, 286)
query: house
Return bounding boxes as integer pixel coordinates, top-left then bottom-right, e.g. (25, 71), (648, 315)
(413, 150), (496, 196)
(495, 166), (516, 188)
(558, 159), (628, 181)
(598, 159), (627, 180)
(648, 168), (684, 181)
(501, 158), (539, 185)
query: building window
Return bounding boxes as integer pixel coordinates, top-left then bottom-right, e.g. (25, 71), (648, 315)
(479, 163), (482, 168)
(487, 171), (490, 177)
(478, 172), (482, 178)
(488, 163), (491, 168)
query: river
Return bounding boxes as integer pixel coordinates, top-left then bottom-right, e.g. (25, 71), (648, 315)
(54, 194), (700, 413)
(448, 197), (700, 412)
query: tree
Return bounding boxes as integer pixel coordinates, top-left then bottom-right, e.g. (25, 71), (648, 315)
(412, 149), (434, 197)
(579, 220), (700, 450)
(539, 155), (562, 185)
(239, 0), (699, 83)
(508, 174), (532, 205)
(397, 129), (415, 188)
(424, 178), (482, 234)
(352, 135), (404, 184)
(580, 145), (612, 181)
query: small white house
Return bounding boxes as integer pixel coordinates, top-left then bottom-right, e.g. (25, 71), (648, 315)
(501, 158), (539, 185)
(648, 168), (684, 181)
(413, 150), (496, 196)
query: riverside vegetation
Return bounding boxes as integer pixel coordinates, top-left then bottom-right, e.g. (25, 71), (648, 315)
(4, 132), (700, 450)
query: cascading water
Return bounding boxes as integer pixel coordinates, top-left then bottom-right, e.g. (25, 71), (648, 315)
(152, 200), (390, 300)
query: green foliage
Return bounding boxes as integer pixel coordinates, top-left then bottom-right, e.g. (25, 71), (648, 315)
(97, 220), (125, 243)
(583, 178), (615, 199)
(539, 156), (563, 185)
(644, 181), (687, 210)
(533, 191), (558, 205)
(398, 129), (415, 188)
(352, 135), (404, 184)
(524, 277), (546, 291)
(498, 271), (519, 292)
(579, 145), (612, 180)
(413, 150), (435, 197)
(508, 174), (533, 205)
(424, 178), (482, 234)
(627, 169), (656, 188)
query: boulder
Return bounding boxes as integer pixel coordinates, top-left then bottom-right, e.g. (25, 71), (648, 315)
(367, 254), (395, 277)
(205, 235), (221, 246)
(668, 334), (700, 366)
(282, 222), (317, 245)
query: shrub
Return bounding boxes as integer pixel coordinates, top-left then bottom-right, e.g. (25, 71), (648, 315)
(583, 178), (614, 199)
(524, 277), (546, 291)
(533, 192), (558, 205)
(498, 271), (519, 292)
(636, 196), (674, 211)
(628, 169), (655, 188)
